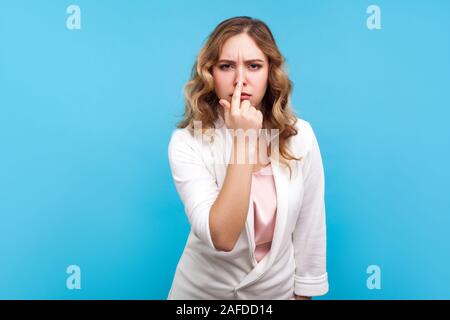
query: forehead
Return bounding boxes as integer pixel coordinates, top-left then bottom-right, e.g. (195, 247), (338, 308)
(219, 33), (267, 61)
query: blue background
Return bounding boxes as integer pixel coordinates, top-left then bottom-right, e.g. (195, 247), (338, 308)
(1, 0), (449, 299)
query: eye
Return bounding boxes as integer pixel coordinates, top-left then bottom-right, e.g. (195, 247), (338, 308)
(218, 64), (233, 71)
(249, 63), (262, 70)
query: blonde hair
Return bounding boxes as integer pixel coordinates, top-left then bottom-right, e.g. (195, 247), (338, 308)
(177, 16), (301, 177)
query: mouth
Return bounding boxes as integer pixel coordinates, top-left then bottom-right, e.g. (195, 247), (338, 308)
(230, 93), (252, 100)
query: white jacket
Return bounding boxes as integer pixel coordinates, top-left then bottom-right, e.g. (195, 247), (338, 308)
(167, 115), (329, 300)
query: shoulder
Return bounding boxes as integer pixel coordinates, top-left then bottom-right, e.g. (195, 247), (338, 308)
(168, 126), (207, 162)
(293, 117), (314, 137)
(289, 117), (316, 157)
(168, 127), (193, 146)
(168, 127), (192, 157)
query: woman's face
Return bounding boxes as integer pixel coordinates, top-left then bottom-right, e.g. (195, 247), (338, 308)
(212, 33), (269, 110)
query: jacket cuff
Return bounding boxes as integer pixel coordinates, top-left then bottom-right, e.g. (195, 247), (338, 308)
(294, 272), (329, 297)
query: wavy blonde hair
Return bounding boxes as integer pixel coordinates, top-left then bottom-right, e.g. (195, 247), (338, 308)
(177, 16), (301, 177)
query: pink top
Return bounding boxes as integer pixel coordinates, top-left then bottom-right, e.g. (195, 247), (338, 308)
(251, 163), (277, 263)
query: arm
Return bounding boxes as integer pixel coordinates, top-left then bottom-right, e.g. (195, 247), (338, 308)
(168, 132), (257, 252)
(168, 131), (222, 251)
(292, 123), (329, 297)
(209, 136), (256, 251)
(210, 79), (263, 251)
(168, 80), (263, 252)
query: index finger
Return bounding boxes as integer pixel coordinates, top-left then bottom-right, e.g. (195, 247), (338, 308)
(231, 80), (243, 113)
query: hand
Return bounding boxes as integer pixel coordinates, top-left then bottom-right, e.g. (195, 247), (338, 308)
(219, 81), (263, 134)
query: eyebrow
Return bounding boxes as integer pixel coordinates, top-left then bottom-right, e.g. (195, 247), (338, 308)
(217, 59), (265, 64)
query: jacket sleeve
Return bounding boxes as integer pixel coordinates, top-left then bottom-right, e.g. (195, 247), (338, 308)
(168, 129), (220, 250)
(292, 123), (329, 297)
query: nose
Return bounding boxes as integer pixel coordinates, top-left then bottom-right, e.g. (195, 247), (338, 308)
(233, 63), (247, 88)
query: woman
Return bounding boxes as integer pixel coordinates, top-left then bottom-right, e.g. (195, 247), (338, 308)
(167, 16), (328, 300)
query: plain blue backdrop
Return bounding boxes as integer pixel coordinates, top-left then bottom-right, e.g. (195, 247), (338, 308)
(0, 0), (449, 299)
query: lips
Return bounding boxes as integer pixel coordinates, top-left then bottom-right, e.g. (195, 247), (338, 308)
(230, 92), (252, 99)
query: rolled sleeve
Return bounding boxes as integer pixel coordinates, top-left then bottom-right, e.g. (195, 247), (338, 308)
(292, 123), (329, 297)
(168, 130), (219, 250)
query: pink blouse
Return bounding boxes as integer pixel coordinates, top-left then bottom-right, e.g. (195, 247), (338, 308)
(251, 163), (277, 263)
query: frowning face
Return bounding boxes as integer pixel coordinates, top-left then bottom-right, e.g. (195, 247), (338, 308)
(212, 33), (269, 111)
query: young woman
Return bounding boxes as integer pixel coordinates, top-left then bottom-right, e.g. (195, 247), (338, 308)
(167, 16), (328, 300)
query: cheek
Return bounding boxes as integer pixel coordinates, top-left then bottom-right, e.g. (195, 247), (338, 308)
(213, 73), (232, 95)
(251, 72), (269, 95)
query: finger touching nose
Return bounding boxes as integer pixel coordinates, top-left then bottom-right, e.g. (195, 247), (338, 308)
(235, 65), (245, 85)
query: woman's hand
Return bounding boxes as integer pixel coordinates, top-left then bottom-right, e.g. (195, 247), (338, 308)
(219, 81), (263, 133)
